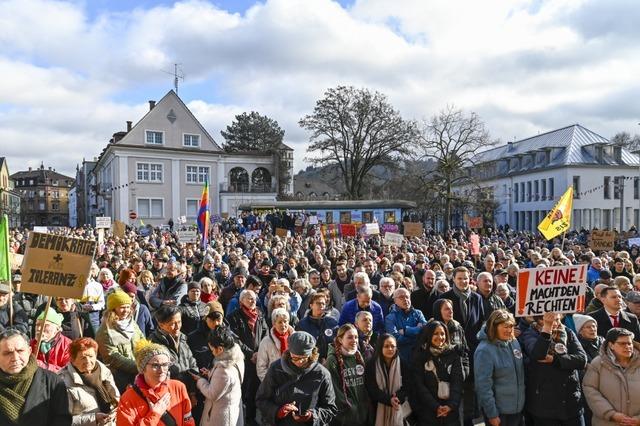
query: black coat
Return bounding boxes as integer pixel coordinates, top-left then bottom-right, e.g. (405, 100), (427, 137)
(149, 329), (198, 392)
(0, 302), (29, 335)
(411, 287), (438, 320)
(364, 356), (410, 406)
(256, 356), (337, 426)
(522, 328), (587, 420)
(589, 308), (640, 342)
(437, 289), (485, 354)
(410, 347), (464, 426)
(0, 367), (72, 426)
(578, 335), (604, 363)
(227, 307), (268, 359)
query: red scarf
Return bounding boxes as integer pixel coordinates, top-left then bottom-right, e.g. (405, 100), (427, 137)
(200, 293), (217, 303)
(273, 328), (290, 355)
(241, 305), (258, 332)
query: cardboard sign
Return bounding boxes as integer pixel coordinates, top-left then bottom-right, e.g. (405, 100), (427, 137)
(10, 253), (24, 271)
(275, 228), (289, 238)
(590, 230), (615, 252)
(470, 234), (480, 256)
(383, 232), (404, 247)
(467, 216), (483, 229)
(516, 264), (587, 317)
(177, 229), (198, 243)
(403, 222), (423, 238)
(364, 223), (380, 235)
(112, 220), (126, 239)
(95, 216), (112, 229)
(21, 232), (97, 298)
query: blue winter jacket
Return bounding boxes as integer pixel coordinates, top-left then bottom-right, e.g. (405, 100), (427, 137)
(384, 304), (427, 361)
(474, 326), (526, 419)
(338, 299), (385, 334)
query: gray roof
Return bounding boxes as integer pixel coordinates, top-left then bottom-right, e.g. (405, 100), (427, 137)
(475, 124), (639, 167)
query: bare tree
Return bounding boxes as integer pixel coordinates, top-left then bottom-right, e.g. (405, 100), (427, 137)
(299, 86), (418, 199)
(611, 131), (640, 152)
(416, 105), (495, 231)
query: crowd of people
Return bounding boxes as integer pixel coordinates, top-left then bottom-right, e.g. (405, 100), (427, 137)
(1, 217), (640, 426)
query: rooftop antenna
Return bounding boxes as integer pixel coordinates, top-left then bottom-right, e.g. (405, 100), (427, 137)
(161, 63), (184, 94)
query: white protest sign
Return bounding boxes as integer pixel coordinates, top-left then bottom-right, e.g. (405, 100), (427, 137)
(516, 264), (587, 317)
(179, 216), (187, 224)
(308, 216), (319, 225)
(33, 226), (48, 233)
(177, 229), (198, 243)
(21, 232), (97, 298)
(95, 216), (112, 229)
(365, 223), (380, 235)
(628, 237), (640, 247)
(383, 232), (404, 247)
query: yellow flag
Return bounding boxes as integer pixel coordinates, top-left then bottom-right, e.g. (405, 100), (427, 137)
(538, 186), (573, 240)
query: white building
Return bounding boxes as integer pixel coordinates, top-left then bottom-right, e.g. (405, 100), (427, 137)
(92, 91), (293, 225)
(455, 124), (640, 232)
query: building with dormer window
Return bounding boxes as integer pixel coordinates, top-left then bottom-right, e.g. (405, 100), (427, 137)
(453, 124), (640, 232)
(90, 90), (293, 226)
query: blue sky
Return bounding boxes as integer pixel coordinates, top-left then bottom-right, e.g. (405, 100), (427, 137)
(1, 0), (640, 178)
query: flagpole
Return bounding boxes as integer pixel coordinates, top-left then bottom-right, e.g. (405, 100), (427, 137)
(561, 230), (567, 252)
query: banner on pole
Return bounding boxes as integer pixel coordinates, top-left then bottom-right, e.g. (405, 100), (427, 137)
(516, 264), (587, 317)
(95, 217), (112, 229)
(21, 233), (97, 298)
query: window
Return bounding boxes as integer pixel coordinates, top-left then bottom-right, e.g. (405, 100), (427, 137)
(29, 179), (34, 185)
(52, 201), (59, 211)
(549, 178), (554, 199)
(520, 183), (525, 202)
(325, 212), (333, 224)
(183, 134), (200, 147)
(137, 163), (163, 183)
(573, 176), (580, 199)
(534, 180), (539, 201)
(138, 198), (163, 218)
(186, 199), (199, 218)
(604, 176), (611, 199)
(527, 181), (532, 202)
(51, 190), (59, 199)
(614, 176), (622, 200)
(145, 131), (164, 145)
(635, 177), (639, 200)
(340, 211), (352, 224)
(39, 202), (45, 211)
(384, 211), (396, 223)
(52, 180), (58, 186)
(186, 166), (209, 184)
(363, 211), (373, 223)
(514, 184), (519, 203)
(541, 179), (546, 200)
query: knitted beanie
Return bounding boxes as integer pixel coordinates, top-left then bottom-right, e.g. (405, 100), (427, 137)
(37, 308), (64, 327)
(573, 314), (596, 334)
(288, 331), (316, 356)
(134, 339), (173, 373)
(107, 290), (132, 311)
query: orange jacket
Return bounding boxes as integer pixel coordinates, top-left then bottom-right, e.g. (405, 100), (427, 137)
(116, 374), (196, 426)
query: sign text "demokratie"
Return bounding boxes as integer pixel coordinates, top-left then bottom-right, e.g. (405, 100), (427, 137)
(29, 233), (95, 256)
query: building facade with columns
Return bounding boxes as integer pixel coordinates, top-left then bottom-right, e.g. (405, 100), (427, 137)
(92, 90), (291, 226)
(454, 124), (640, 232)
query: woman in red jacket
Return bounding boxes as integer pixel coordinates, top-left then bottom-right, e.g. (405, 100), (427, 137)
(117, 340), (196, 426)
(30, 307), (71, 373)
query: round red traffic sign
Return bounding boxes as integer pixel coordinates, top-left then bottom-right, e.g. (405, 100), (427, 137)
(129, 211), (138, 220)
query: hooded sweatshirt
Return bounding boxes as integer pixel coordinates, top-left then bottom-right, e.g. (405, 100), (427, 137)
(325, 345), (370, 426)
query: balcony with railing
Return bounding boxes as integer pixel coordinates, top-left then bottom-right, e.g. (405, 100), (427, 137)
(219, 182), (277, 193)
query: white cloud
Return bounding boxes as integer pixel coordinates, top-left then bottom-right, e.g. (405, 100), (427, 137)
(1, 0), (640, 178)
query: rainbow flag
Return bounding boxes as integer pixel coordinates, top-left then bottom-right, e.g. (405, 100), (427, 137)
(197, 179), (210, 248)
